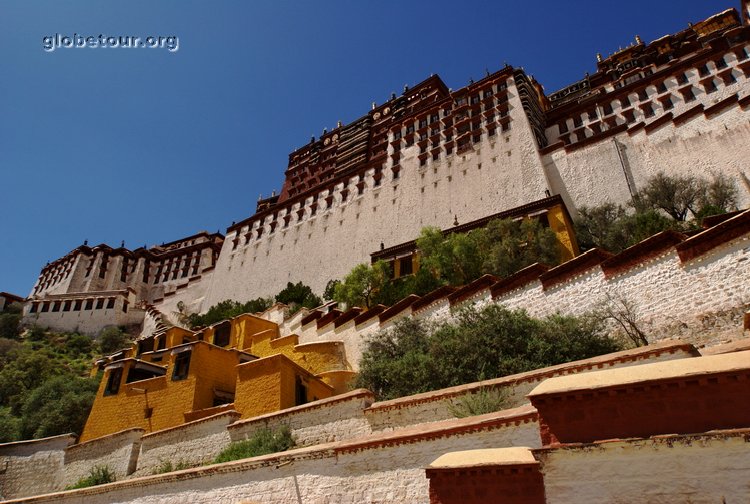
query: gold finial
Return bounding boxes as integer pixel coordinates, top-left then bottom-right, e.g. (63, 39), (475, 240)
(635, 34), (643, 44)
(596, 53), (603, 63)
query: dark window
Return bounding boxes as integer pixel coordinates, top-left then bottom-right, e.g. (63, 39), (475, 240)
(295, 375), (308, 406)
(41, 302), (50, 312)
(587, 109), (598, 121)
(620, 95), (630, 108)
(406, 125), (414, 134)
(73, 300), (82, 311)
(393, 130), (402, 140)
(104, 368), (123, 396)
(661, 96), (673, 110)
(399, 257), (413, 276)
(62, 300), (71, 312)
(642, 103), (655, 118)
(30, 303), (38, 314)
(419, 119), (427, 128)
(51, 302), (60, 312)
(558, 121), (568, 133)
(106, 297), (115, 309)
(573, 116), (583, 128)
(699, 64), (710, 77)
(84, 299), (94, 310)
(157, 336), (166, 351)
(430, 114), (439, 123)
(715, 57), (727, 69)
(213, 322), (231, 347)
(420, 158), (427, 167)
(704, 79), (717, 94)
(677, 73), (689, 85)
(95, 298), (104, 309)
(172, 351), (191, 381)
(603, 103), (613, 115)
(656, 81), (667, 93)
(682, 87), (696, 102)
(638, 89), (648, 101)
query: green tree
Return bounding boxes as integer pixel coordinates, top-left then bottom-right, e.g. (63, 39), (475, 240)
(0, 406), (21, 442)
(187, 297), (273, 328)
(98, 327), (130, 355)
(323, 279), (340, 301)
(354, 304), (621, 400)
(19, 375), (99, 439)
(481, 218), (558, 278)
(633, 172), (738, 221)
(275, 281), (322, 312)
(0, 302), (22, 340)
(0, 349), (58, 414)
(334, 261), (391, 308)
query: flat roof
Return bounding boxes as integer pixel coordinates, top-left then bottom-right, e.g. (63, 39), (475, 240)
(528, 350), (750, 397)
(428, 447), (537, 469)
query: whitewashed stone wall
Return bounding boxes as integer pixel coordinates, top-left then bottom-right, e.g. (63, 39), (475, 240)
(203, 78), (551, 306)
(228, 390), (374, 447)
(10, 411), (540, 504)
(63, 428), (143, 488)
(0, 434), (75, 500)
(536, 430), (750, 504)
(133, 412), (239, 477)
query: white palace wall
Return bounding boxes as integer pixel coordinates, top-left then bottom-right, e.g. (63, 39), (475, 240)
(203, 77), (551, 305)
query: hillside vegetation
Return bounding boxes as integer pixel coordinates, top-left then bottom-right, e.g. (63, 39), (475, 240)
(0, 303), (126, 442)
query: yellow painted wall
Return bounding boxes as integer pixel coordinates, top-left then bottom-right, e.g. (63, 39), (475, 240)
(547, 204), (579, 261)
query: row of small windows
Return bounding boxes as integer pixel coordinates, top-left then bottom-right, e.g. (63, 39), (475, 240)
(103, 350), (191, 397)
(29, 297), (126, 313)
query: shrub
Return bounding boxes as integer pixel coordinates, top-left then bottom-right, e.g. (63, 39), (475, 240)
(98, 327), (129, 355)
(19, 375), (99, 439)
(355, 304), (622, 400)
(187, 298), (273, 328)
(448, 386), (510, 418)
(0, 312), (21, 340)
(153, 459), (191, 474)
(213, 426), (294, 464)
(65, 466), (115, 490)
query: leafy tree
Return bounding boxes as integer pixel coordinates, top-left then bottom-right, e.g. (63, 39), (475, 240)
(633, 172), (738, 221)
(0, 350), (58, 414)
(576, 205), (677, 254)
(0, 406), (21, 442)
(187, 297), (273, 328)
(334, 261), (391, 308)
(274, 281), (322, 311)
(98, 327), (130, 355)
(323, 279), (340, 301)
(355, 304), (621, 400)
(0, 303), (22, 340)
(19, 375), (99, 439)
(481, 218), (558, 278)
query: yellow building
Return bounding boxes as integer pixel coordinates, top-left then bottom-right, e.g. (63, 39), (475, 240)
(80, 312), (353, 442)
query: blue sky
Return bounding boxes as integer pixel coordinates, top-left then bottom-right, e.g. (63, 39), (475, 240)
(0, 0), (732, 296)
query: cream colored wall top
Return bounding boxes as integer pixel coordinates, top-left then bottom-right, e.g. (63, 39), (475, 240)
(528, 350), (750, 397)
(428, 447), (537, 469)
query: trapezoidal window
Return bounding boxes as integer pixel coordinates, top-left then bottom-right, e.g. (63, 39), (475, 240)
(104, 367), (123, 396)
(172, 351), (191, 381)
(213, 321), (231, 347)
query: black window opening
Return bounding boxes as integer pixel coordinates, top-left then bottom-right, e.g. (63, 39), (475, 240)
(213, 321), (231, 347)
(106, 297), (116, 309)
(295, 375), (308, 406)
(172, 351), (192, 381)
(137, 338), (154, 356)
(126, 366), (162, 383)
(399, 256), (414, 276)
(104, 367), (123, 396)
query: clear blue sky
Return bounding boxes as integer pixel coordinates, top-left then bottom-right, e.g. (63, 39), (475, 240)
(0, 0), (732, 296)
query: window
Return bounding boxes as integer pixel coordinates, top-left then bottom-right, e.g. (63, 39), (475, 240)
(638, 89), (649, 101)
(715, 57), (727, 69)
(30, 303), (38, 313)
(558, 121), (568, 133)
(681, 87), (696, 102)
(172, 351), (191, 381)
(104, 368), (123, 396)
(399, 257), (413, 276)
(95, 298), (104, 309)
(63, 301), (71, 312)
(73, 300), (82, 311)
(677, 73), (689, 85)
(620, 95), (630, 108)
(602, 103), (613, 116)
(419, 119), (427, 128)
(656, 81), (667, 93)
(106, 297), (115, 309)
(704, 79), (717, 94)
(642, 103), (655, 118)
(587, 109), (598, 121)
(661, 96), (673, 110)
(573, 116), (583, 128)
(699, 64), (710, 77)
(471, 95), (480, 104)
(430, 114), (439, 123)
(52, 301), (60, 312)
(84, 299), (94, 310)
(295, 376), (308, 406)
(41, 302), (50, 312)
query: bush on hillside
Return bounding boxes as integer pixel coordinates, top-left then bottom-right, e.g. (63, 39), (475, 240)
(354, 305), (622, 401)
(97, 327), (130, 355)
(213, 425), (294, 464)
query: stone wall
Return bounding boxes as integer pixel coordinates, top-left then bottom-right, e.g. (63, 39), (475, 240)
(63, 428), (143, 488)
(228, 389), (374, 447)
(133, 411), (240, 477)
(536, 429), (750, 504)
(0, 434), (75, 500)
(7, 407), (539, 504)
(203, 75), (551, 305)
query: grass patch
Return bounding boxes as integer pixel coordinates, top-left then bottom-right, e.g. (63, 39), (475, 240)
(152, 459), (192, 474)
(213, 425), (294, 464)
(448, 385), (510, 418)
(65, 465), (115, 490)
